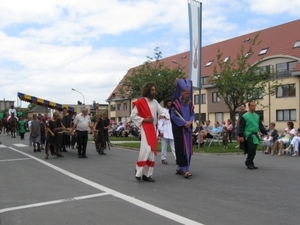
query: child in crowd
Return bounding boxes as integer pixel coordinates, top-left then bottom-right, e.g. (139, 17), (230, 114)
(222, 126), (229, 148)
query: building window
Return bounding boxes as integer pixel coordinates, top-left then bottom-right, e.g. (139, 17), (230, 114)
(110, 104), (115, 111)
(194, 95), (199, 104)
(205, 60), (213, 67)
(123, 103), (127, 110)
(212, 92), (220, 102)
(223, 56), (230, 63)
(255, 110), (264, 122)
(244, 52), (251, 58)
(201, 94), (206, 104)
(215, 113), (223, 124)
(276, 84), (296, 98)
(276, 61), (297, 78)
(195, 113), (206, 122)
(258, 47), (269, 55)
(201, 76), (208, 85)
(117, 103), (121, 110)
(293, 40), (300, 48)
(276, 109), (296, 121)
(194, 94), (206, 104)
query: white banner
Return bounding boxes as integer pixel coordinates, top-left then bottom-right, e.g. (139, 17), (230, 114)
(188, 0), (202, 88)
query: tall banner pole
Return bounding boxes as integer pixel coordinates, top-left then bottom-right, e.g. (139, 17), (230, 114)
(188, 0), (202, 151)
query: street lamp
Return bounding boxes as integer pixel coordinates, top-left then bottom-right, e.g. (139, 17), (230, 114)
(71, 88), (85, 105)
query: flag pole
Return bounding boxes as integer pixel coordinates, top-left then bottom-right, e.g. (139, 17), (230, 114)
(197, 2), (202, 151)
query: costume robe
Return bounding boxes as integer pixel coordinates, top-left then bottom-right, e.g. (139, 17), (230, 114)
(170, 99), (195, 172)
(130, 97), (164, 178)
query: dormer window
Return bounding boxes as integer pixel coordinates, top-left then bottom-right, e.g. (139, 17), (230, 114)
(259, 47), (269, 55)
(293, 40), (300, 48)
(223, 56), (230, 63)
(245, 52), (251, 58)
(205, 60), (213, 67)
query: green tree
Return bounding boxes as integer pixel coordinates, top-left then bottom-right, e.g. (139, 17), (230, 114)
(119, 47), (186, 103)
(212, 34), (280, 129)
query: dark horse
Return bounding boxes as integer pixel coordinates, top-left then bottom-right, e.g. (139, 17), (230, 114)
(8, 114), (18, 138)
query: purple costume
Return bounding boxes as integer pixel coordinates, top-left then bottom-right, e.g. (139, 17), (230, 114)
(170, 79), (195, 172)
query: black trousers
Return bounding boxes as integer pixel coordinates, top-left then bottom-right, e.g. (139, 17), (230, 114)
(245, 135), (257, 166)
(76, 130), (88, 156)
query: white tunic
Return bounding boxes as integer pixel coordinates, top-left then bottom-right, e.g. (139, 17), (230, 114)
(158, 108), (174, 139)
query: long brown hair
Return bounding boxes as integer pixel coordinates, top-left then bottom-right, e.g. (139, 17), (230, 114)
(141, 82), (156, 98)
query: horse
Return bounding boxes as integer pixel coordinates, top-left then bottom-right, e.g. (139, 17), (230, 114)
(8, 114), (18, 138)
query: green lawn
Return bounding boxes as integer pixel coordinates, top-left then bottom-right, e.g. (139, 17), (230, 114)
(113, 141), (246, 154)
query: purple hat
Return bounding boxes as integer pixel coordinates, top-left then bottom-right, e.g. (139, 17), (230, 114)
(173, 79), (193, 101)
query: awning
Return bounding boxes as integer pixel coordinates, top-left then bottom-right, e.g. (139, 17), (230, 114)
(18, 92), (76, 113)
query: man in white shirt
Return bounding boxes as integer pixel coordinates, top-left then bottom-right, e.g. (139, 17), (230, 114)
(71, 108), (91, 158)
(158, 99), (176, 164)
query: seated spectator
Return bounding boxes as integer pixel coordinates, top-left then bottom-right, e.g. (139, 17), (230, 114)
(116, 122), (125, 137)
(262, 122), (278, 154)
(110, 122), (118, 137)
(271, 121), (295, 156)
(199, 121), (222, 146)
(192, 120), (204, 145)
(202, 120), (213, 133)
(284, 121), (300, 157)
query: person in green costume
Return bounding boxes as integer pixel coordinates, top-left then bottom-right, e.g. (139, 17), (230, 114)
(238, 101), (267, 170)
(18, 117), (26, 140)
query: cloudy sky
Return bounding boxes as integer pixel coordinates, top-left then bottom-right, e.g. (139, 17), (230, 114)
(1, 0), (299, 108)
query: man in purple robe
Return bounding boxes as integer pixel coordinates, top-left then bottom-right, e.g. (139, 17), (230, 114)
(170, 79), (195, 179)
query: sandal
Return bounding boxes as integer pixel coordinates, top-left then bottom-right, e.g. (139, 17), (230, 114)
(162, 160), (168, 164)
(175, 169), (183, 175)
(183, 171), (192, 178)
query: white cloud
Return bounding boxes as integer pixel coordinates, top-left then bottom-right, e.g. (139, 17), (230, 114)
(246, 0), (300, 16)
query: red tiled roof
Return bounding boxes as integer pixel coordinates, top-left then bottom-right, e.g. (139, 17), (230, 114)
(107, 19), (300, 101)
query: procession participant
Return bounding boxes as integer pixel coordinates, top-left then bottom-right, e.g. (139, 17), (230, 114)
(238, 101), (268, 170)
(93, 111), (110, 155)
(61, 107), (72, 152)
(18, 117), (26, 140)
(7, 105), (19, 121)
(45, 112), (65, 159)
(158, 98), (176, 164)
(39, 116), (46, 150)
(170, 79), (195, 179)
(71, 107), (91, 158)
(31, 114), (41, 152)
(130, 82), (165, 182)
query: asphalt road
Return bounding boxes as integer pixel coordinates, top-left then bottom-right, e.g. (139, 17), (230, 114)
(0, 133), (300, 225)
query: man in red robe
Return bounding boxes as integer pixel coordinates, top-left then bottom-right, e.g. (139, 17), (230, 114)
(130, 82), (165, 182)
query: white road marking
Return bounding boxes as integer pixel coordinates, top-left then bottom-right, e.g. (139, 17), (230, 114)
(0, 144), (7, 148)
(13, 143), (28, 147)
(5, 147), (204, 225)
(0, 158), (30, 162)
(0, 193), (109, 214)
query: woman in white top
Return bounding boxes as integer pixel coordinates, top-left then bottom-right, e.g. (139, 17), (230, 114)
(271, 121), (295, 156)
(284, 122), (300, 157)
